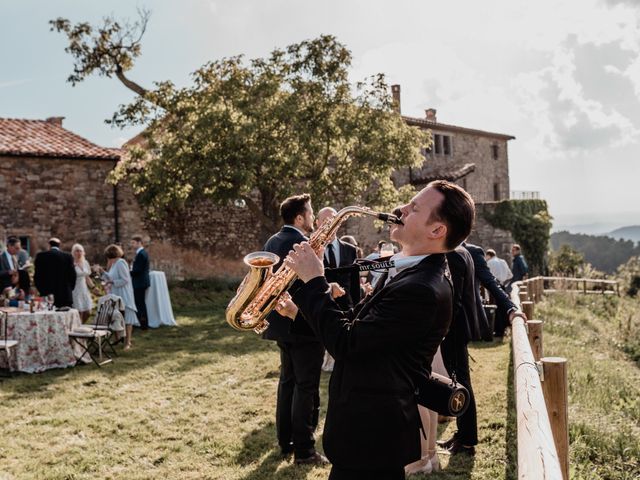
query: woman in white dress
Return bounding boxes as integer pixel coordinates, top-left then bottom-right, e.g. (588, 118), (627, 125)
(71, 243), (94, 322)
(101, 244), (137, 350)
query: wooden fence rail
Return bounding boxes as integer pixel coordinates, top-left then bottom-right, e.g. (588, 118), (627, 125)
(510, 281), (565, 479)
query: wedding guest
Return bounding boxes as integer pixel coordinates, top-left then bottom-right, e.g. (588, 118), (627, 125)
(340, 235), (364, 259)
(510, 244), (529, 285)
(34, 238), (76, 308)
(101, 244), (137, 350)
(485, 249), (512, 287)
(71, 243), (94, 322)
(130, 235), (150, 330)
(0, 237), (20, 291)
(405, 348), (448, 475)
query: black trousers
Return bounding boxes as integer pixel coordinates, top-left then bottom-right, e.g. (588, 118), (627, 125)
(329, 466), (405, 480)
(440, 335), (478, 446)
(275, 340), (324, 459)
(133, 287), (148, 329)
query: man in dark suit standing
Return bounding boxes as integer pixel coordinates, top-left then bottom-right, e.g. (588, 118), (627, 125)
(262, 193), (328, 465)
(34, 238), (76, 308)
(438, 241), (527, 455)
(1, 237), (21, 291)
(317, 207), (361, 311)
(278, 181), (476, 480)
(510, 243), (529, 287)
(130, 235), (151, 330)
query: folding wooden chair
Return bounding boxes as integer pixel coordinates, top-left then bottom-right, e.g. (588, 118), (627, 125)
(69, 327), (112, 367)
(90, 297), (123, 356)
(0, 309), (19, 376)
(68, 297), (122, 367)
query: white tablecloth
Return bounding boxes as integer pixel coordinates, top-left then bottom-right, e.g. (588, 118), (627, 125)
(146, 271), (176, 328)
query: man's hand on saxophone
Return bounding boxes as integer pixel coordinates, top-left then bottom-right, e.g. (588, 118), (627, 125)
(285, 242), (324, 283)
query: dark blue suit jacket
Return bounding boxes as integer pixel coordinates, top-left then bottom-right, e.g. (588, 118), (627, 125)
(131, 248), (150, 289)
(262, 226), (318, 342)
(464, 243), (516, 338)
(512, 254), (528, 283)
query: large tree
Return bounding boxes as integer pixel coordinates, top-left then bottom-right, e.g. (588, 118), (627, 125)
(51, 12), (430, 235)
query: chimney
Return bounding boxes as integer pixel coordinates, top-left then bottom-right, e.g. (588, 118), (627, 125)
(391, 84), (401, 114)
(425, 108), (437, 122)
(45, 116), (65, 127)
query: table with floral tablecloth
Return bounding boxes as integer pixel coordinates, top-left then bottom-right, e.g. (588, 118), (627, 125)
(0, 309), (83, 373)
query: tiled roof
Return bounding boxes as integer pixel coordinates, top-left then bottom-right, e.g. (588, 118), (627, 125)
(409, 162), (476, 185)
(0, 118), (121, 160)
(403, 116), (515, 141)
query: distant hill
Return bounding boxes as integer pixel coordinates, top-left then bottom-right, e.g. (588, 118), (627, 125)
(607, 225), (640, 244)
(550, 231), (640, 273)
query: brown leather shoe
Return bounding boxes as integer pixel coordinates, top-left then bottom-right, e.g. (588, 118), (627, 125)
(294, 452), (330, 465)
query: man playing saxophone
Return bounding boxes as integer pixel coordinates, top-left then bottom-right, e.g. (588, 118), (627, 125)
(276, 180), (475, 480)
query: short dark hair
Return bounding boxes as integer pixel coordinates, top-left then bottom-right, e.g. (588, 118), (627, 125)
(104, 244), (124, 259)
(132, 235), (144, 243)
(427, 180), (475, 250)
(49, 237), (61, 248)
(280, 194), (311, 225)
(486, 248), (496, 258)
(6, 236), (20, 247)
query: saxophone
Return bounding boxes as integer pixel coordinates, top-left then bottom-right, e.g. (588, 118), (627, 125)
(226, 206), (402, 334)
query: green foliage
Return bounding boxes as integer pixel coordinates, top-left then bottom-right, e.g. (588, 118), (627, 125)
(551, 231), (640, 274)
(617, 256), (640, 297)
(49, 9), (150, 95)
(484, 199), (552, 275)
(52, 14), (430, 232)
(549, 244), (585, 276)
(537, 294), (640, 479)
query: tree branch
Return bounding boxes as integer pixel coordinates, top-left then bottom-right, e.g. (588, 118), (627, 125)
(115, 65), (148, 96)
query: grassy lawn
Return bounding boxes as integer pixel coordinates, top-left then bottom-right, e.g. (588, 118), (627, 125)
(1, 282), (637, 479)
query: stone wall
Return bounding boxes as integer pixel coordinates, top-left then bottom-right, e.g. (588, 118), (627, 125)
(0, 155), (261, 278)
(0, 156), (124, 260)
(467, 202), (516, 263)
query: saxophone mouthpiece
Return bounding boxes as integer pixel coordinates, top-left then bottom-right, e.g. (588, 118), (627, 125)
(378, 212), (404, 225)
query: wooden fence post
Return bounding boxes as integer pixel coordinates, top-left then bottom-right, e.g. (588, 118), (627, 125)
(521, 300), (534, 320)
(519, 291), (529, 304)
(526, 320), (543, 361)
(541, 357), (570, 480)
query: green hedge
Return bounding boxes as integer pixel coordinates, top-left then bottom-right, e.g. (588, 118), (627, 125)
(484, 199), (552, 275)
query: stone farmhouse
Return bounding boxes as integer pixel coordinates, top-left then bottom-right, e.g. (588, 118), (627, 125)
(0, 117), (144, 261)
(0, 93), (517, 277)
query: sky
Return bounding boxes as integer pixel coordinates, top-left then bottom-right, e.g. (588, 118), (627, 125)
(1, 0), (639, 230)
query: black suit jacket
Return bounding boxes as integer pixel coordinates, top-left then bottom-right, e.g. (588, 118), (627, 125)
(0, 251), (15, 290)
(464, 243), (516, 334)
(446, 247), (481, 343)
(262, 226), (318, 342)
(323, 239), (361, 310)
(131, 248), (151, 289)
(292, 254), (453, 470)
(34, 248), (77, 307)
